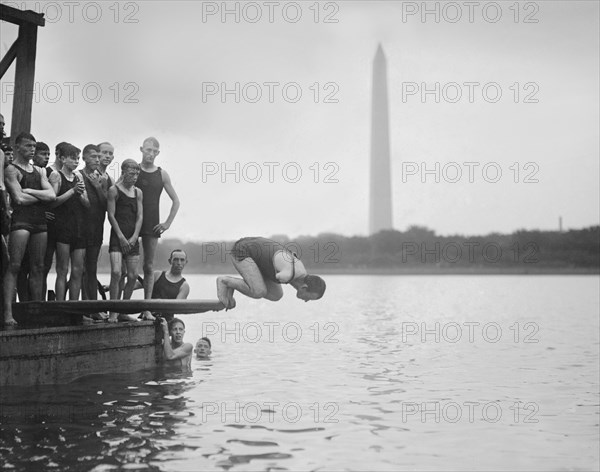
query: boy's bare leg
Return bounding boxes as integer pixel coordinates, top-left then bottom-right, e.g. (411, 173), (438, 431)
(16, 251), (30, 301)
(27, 231), (47, 301)
(225, 287), (236, 308)
(216, 258), (270, 308)
(54, 242), (71, 301)
(42, 234), (56, 301)
(68, 248), (86, 300)
(262, 279), (284, 302)
(2, 230), (30, 325)
(141, 235), (158, 319)
(217, 277), (235, 308)
(119, 254), (140, 322)
(83, 244), (101, 300)
(108, 251), (122, 323)
(122, 255), (139, 300)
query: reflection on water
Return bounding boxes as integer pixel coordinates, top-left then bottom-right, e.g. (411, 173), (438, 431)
(1, 275), (599, 471)
(0, 369), (195, 470)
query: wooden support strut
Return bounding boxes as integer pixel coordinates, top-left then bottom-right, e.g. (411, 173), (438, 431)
(0, 38), (19, 78)
(0, 4), (45, 137)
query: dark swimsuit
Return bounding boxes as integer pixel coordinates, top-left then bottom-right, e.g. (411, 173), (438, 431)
(151, 271), (186, 321)
(231, 237), (296, 283)
(81, 171), (107, 247)
(10, 164), (47, 234)
(55, 171), (86, 249)
(109, 187), (140, 255)
(45, 167), (56, 241)
(136, 167), (163, 237)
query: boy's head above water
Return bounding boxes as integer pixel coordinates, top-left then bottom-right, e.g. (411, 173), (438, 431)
(194, 337), (212, 359)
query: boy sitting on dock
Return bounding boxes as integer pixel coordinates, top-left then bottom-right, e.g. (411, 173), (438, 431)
(134, 248), (190, 321)
(107, 159), (143, 323)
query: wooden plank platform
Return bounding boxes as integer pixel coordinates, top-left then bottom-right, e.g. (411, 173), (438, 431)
(12, 299), (225, 326)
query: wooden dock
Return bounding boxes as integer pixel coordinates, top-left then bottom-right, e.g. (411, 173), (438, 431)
(0, 321), (160, 387)
(1, 299), (225, 386)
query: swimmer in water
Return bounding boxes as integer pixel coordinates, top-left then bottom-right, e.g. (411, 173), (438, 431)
(160, 317), (193, 369)
(194, 337), (212, 359)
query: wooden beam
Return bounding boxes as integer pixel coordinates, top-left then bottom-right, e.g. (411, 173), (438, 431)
(11, 23), (37, 137)
(0, 4), (45, 27)
(13, 299), (226, 317)
(0, 38), (19, 79)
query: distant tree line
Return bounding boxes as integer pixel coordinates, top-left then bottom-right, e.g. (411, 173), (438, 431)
(95, 226), (599, 274)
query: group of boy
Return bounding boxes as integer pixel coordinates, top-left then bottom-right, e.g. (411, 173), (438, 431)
(1, 113), (180, 326)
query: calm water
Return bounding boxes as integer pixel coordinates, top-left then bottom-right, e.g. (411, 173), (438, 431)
(1, 275), (599, 471)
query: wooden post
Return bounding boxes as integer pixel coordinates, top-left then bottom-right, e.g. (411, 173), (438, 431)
(11, 23), (38, 138)
(0, 4), (45, 138)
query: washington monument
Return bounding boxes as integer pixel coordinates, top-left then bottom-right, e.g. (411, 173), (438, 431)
(369, 44), (393, 235)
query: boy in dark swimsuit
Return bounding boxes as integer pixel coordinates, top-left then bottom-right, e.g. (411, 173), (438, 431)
(134, 248), (190, 321)
(80, 144), (110, 303)
(216, 237), (326, 309)
(50, 144), (89, 301)
(42, 141), (70, 299)
(15, 141), (51, 302)
(107, 159), (144, 322)
(136, 137), (180, 320)
(2, 132), (56, 325)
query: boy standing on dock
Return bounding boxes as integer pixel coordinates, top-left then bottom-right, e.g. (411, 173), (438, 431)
(15, 141), (52, 302)
(42, 141), (70, 299)
(51, 144), (90, 301)
(107, 159), (144, 323)
(2, 132), (56, 326)
(136, 137), (180, 321)
(80, 144), (110, 301)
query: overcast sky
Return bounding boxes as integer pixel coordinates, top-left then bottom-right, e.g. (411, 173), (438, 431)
(1, 1), (598, 242)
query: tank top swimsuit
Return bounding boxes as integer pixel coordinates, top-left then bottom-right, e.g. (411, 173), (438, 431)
(81, 170), (108, 245)
(10, 164), (47, 231)
(54, 171), (86, 245)
(150, 271), (187, 321)
(232, 237), (296, 284)
(136, 167), (163, 237)
(152, 271), (186, 299)
(109, 187), (138, 245)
